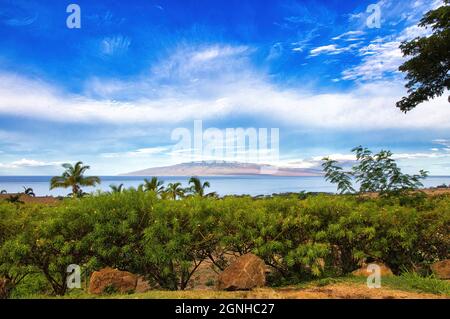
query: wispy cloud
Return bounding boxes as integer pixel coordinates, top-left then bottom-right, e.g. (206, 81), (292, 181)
(341, 23), (432, 81)
(101, 146), (170, 158)
(341, 0), (440, 82)
(310, 44), (340, 56)
(309, 43), (361, 57)
(3, 14), (37, 27)
(191, 46), (249, 62)
(101, 35), (131, 56)
(0, 158), (64, 169)
(332, 30), (365, 41)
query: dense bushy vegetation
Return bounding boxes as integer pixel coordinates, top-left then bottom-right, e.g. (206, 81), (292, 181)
(1, 190), (448, 298)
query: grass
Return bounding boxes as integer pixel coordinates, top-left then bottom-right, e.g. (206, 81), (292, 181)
(42, 289), (255, 299)
(24, 273), (449, 299)
(373, 272), (449, 295)
(317, 273), (450, 296)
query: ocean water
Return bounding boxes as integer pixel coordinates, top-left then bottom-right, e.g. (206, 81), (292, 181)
(0, 175), (449, 197)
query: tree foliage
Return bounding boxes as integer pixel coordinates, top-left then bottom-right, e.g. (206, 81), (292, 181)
(322, 146), (428, 195)
(188, 177), (217, 198)
(1, 190), (448, 297)
(50, 161), (100, 198)
(397, 0), (450, 112)
(142, 177), (165, 197)
(165, 182), (185, 200)
(22, 187), (35, 197)
(322, 158), (355, 194)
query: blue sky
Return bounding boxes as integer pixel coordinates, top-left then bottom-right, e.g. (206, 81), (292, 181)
(0, 0), (449, 175)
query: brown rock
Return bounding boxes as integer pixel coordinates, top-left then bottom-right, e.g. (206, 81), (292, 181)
(431, 260), (450, 280)
(217, 253), (266, 291)
(135, 276), (151, 293)
(89, 267), (138, 295)
(352, 262), (393, 277)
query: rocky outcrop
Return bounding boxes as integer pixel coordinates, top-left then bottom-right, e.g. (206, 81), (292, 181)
(431, 260), (450, 280)
(217, 253), (266, 291)
(89, 267), (138, 295)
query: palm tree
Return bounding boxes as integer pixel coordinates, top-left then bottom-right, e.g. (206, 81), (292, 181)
(50, 161), (100, 198)
(143, 177), (165, 196)
(165, 182), (185, 200)
(188, 177), (216, 197)
(68, 189), (89, 198)
(22, 186), (35, 197)
(109, 183), (124, 193)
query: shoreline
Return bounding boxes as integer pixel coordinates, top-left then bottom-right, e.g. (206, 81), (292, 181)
(1, 187), (449, 205)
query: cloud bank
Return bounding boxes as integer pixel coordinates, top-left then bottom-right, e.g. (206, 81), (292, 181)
(0, 44), (448, 131)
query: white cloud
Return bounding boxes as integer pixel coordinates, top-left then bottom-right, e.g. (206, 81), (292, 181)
(303, 146), (450, 169)
(0, 44), (449, 131)
(342, 10), (434, 81)
(192, 46), (248, 62)
(342, 40), (403, 81)
(332, 30), (365, 41)
(101, 35), (131, 56)
(102, 146), (169, 158)
(0, 158), (64, 169)
(309, 43), (361, 57)
(312, 154), (356, 162)
(433, 139), (450, 152)
(310, 44), (339, 56)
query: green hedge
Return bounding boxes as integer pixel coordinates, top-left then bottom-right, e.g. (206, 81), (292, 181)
(0, 191), (449, 296)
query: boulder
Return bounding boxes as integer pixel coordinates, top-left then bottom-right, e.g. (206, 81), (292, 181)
(217, 253), (266, 291)
(135, 276), (151, 293)
(89, 267), (138, 295)
(352, 262), (393, 277)
(431, 260), (450, 280)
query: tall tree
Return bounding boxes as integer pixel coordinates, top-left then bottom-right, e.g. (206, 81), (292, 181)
(188, 177), (217, 197)
(397, 0), (450, 112)
(109, 183), (124, 193)
(322, 158), (355, 194)
(22, 187), (35, 197)
(50, 162), (100, 198)
(143, 177), (165, 196)
(322, 146), (428, 195)
(165, 182), (185, 200)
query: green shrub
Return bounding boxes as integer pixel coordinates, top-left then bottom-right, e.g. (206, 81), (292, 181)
(141, 197), (219, 290)
(1, 191), (448, 297)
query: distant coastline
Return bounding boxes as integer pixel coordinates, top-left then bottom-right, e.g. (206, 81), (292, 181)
(0, 175), (449, 198)
(121, 161), (323, 177)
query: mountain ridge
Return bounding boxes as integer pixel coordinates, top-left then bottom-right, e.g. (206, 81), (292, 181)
(121, 161), (322, 177)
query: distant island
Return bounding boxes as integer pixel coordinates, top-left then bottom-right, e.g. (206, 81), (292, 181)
(121, 161), (323, 177)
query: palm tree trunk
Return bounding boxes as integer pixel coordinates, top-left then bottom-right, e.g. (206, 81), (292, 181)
(72, 185), (79, 197)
